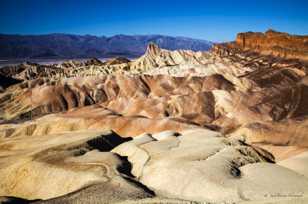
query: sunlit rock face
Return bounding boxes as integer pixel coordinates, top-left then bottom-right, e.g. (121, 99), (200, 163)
(0, 30), (308, 203)
(235, 29), (308, 61)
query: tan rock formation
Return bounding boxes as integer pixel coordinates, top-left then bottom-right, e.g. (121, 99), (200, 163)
(0, 130), (152, 201)
(113, 129), (308, 203)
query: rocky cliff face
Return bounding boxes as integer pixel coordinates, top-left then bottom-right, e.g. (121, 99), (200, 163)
(234, 29), (308, 61)
(1, 31), (308, 204)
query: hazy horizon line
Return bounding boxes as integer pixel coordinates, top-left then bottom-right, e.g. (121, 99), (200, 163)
(0, 32), (216, 42)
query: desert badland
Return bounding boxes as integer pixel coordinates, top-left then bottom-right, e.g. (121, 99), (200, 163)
(0, 30), (308, 204)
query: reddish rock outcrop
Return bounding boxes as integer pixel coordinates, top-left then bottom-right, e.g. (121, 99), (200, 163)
(235, 29), (308, 61)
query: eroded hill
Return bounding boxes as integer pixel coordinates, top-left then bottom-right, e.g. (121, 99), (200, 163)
(0, 30), (308, 204)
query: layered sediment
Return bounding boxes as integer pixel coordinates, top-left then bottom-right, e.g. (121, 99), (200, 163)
(0, 30), (308, 203)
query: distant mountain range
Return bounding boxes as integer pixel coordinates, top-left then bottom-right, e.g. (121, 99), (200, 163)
(0, 34), (213, 59)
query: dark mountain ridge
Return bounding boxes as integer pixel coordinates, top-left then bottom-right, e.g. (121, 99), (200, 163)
(0, 33), (213, 59)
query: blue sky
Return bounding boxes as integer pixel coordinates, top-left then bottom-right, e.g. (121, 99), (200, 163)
(1, 0), (307, 42)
